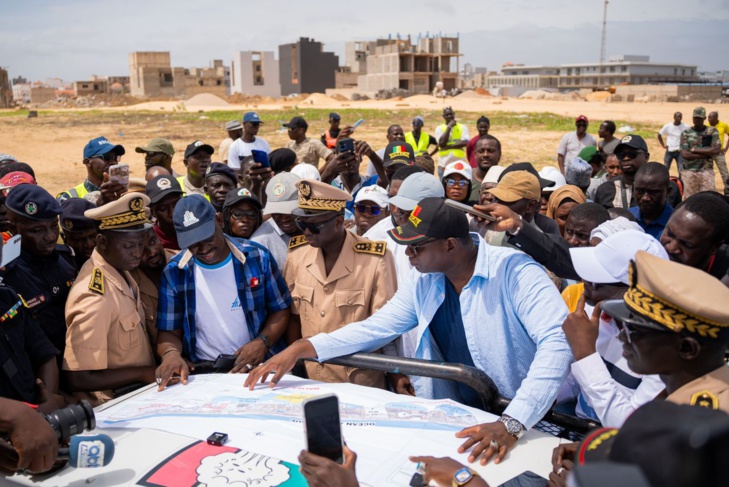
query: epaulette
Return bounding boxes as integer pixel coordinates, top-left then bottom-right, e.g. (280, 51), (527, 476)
(690, 390), (718, 410)
(353, 241), (387, 256)
(288, 235), (309, 250)
(89, 268), (105, 295)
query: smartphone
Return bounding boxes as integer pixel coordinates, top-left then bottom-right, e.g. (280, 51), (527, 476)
(444, 199), (496, 222)
(337, 138), (355, 155)
(497, 470), (547, 486)
(108, 163), (130, 188)
(303, 394), (344, 464)
(251, 150), (270, 168)
(352, 119), (365, 130)
(213, 354), (237, 371)
(0, 234), (21, 267)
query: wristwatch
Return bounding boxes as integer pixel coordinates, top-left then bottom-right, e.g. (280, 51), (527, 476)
(452, 467), (480, 486)
(506, 215), (523, 237)
(257, 334), (271, 350)
(498, 415), (525, 439)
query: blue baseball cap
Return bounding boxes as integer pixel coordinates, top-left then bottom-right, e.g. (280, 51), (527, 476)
(243, 112), (263, 123)
(6, 184), (62, 222)
(173, 194), (217, 249)
(83, 136), (125, 159)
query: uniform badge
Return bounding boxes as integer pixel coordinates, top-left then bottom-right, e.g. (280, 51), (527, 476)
(64, 219), (73, 230)
(690, 390), (718, 410)
(288, 235), (309, 250)
(89, 268), (105, 295)
(272, 183), (285, 197)
(157, 178), (172, 189)
(353, 241), (387, 256)
(299, 181), (312, 199)
(24, 202), (38, 215)
(129, 197), (144, 212)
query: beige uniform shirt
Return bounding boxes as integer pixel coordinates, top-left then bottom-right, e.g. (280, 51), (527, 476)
(286, 138), (333, 168)
(63, 249), (155, 405)
(666, 364), (729, 413)
(219, 137), (234, 163)
(284, 232), (397, 388)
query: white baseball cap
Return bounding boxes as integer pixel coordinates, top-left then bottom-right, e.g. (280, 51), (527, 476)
(570, 229), (669, 285)
(388, 173), (444, 211)
(483, 165), (505, 184)
(354, 185), (388, 207)
(263, 172), (301, 215)
(443, 161), (472, 180)
(539, 166), (566, 193)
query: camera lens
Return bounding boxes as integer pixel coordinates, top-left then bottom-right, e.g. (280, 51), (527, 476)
(43, 400), (96, 442)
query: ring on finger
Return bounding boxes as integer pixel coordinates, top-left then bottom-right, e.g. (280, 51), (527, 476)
(489, 439), (499, 450)
(155, 377), (162, 385)
(557, 467), (565, 475)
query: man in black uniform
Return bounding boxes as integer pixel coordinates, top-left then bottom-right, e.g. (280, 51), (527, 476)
(60, 198), (98, 272)
(2, 185), (77, 355)
(0, 236), (64, 414)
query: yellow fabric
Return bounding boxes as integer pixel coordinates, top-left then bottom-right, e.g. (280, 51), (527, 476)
(561, 283), (585, 313)
(58, 182), (89, 200)
(715, 121), (729, 147)
(437, 124), (466, 159)
(405, 131), (430, 156)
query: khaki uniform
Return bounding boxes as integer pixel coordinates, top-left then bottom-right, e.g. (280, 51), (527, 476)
(666, 365), (729, 413)
(284, 232), (397, 387)
(130, 248), (179, 347)
(286, 138), (333, 168)
(63, 249), (155, 405)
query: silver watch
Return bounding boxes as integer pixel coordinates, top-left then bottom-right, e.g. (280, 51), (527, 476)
(498, 416), (525, 439)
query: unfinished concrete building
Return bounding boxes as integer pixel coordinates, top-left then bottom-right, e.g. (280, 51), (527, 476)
(357, 35), (461, 95)
(0, 68), (11, 108)
(230, 51), (280, 97)
(278, 38), (338, 96)
(129, 52), (227, 98)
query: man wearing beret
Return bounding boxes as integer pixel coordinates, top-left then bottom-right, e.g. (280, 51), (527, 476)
(60, 198), (98, 272)
(603, 251), (729, 411)
(2, 185), (77, 356)
(63, 192), (156, 406)
(57, 136), (125, 203)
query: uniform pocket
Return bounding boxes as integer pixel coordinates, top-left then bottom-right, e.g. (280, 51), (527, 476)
(334, 289), (366, 323)
(291, 283), (315, 320)
(117, 311), (142, 351)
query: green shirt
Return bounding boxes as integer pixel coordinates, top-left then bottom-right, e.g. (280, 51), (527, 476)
(680, 126), (720, 172)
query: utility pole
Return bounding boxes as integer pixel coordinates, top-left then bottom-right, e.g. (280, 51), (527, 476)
(600, 0), (609, 64)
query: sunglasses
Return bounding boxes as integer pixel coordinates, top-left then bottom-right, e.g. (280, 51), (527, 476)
(355, 204), (382, 216)
(622, 322), (674, 344)
(295, 214), (339, 234)
(231, 209), (259, 221)
(445, 178), (468, 188)
(407, 238), (437, 256)
(248, 122), (261, 127)
(615, 149), (642, 161)
(96, 152), (120, 163)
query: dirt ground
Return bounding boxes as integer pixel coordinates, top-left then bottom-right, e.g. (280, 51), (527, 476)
(1, 96), (726, 197)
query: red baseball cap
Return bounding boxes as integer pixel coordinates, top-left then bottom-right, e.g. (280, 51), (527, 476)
(0, 171), (37, 196)
(576, 115), (589, 123)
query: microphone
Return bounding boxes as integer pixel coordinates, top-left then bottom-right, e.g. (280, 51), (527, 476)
(59, 434), (115, 468)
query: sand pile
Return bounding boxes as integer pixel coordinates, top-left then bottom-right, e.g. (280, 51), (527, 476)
(301, 93), (339, 105)
(585, 91), (612, 102)
(519, 90), (551, 100)
(456, 89), (491, 99)
(226, 93), (278, 104)
(330, 94), (349, 101)
(185, 93), (230, 107)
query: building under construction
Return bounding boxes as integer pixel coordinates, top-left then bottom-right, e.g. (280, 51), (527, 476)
(354, 35), (462, 95)
(129, 52), (228, 98)
(0, 68), (11, 108)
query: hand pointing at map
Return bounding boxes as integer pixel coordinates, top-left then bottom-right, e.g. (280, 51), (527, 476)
(244, 340), (318, 390)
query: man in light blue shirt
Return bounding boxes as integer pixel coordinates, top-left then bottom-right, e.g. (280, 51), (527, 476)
(245, 197), (572, 465)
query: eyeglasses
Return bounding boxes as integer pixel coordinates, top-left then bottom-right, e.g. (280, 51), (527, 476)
(355, 204), (382, 216)
(407, 238), (437, 256)
(295, 214), (339, 234)
(231, 209), (259, 221)
(615, 149), (642, 161)
(96, 152), (120, 163)
(621, 322), (673, 344)
(445, 178), (468, 188)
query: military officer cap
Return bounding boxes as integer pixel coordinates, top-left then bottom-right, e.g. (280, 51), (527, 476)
(60, 198), (97, 232)
(602, 251), (729, 341)
(84, 192), (152, 232)
(5, 184), (62, 222)
(292, 179), (352, 217)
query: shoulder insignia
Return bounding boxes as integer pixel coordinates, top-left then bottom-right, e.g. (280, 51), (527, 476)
(0, 300), (24, 323)
(690, 390), (718, 410)
(89, 268), (105, 295)
(353, 241), (387, 256)
(288, 235), (309, 250)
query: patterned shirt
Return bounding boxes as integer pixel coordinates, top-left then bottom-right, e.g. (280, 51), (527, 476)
(680, 126), (720, 172)
(156, 236), (292, 362)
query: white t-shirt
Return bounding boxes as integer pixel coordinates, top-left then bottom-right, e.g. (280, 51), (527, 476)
(659, 122), (690, 152)
(227, 137), (272, 169)
(557, 132), (597, 166)
(193, 253), (251, 361)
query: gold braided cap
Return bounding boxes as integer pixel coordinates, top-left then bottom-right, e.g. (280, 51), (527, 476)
(624, 251), (729, 340)
(297, 179), (352, 212)
(84, 192), (151, 231)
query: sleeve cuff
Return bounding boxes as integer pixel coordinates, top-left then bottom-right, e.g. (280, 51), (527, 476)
(571, 352), (612, 386)
(307, 334), (336, 362)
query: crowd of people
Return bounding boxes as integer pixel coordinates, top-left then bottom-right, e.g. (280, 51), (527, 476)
(0, 105), (727, 486)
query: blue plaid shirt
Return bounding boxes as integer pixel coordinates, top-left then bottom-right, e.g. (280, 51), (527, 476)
(157, 236), (292, 362)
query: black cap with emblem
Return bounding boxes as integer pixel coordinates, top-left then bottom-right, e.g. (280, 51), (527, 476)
(146, 175), (183, 205)
(387, 197), (468, 245)
(5, 184), (63, 222)
(60, 198), (97, 232)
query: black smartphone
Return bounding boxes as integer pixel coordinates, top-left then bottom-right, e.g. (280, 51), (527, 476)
(251, 149), (270, 168)
(444, 199), (496, 222)
(213, 354), (237, 370)
(497, 470), (548, 486)
(303, 394), (344, 464)
(338, 138), (355, 154)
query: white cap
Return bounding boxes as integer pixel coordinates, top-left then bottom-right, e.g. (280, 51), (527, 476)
(263, 172), (301, 215)
(539, 166), (566, 193)
(590, 216), (644, 242)
(443, 161), (472, 180)
(388, 173), (444, 211)
(570, 229), (669, 285)
(290, 163), (321, 181)
(483, 165), (505, 184)
(354, 185), (389, 207)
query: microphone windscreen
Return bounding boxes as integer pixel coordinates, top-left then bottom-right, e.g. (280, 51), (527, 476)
(67, 434), (115, 468)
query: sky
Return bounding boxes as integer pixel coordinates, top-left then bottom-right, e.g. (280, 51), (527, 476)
(2, 0), (728, 82)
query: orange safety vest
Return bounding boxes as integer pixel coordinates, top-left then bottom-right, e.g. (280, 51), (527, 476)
(323, 130), (338, 149)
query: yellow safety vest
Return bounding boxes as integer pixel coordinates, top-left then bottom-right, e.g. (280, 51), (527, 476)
(177, 176), (211, 201)
(437, 123), (466, 160)
(56, 182), (90, 201)
(405, 132), (431, 156)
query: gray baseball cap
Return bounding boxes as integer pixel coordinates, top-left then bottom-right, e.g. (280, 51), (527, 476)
(263, 172), (301, 216)
(388, 172), (445, 211)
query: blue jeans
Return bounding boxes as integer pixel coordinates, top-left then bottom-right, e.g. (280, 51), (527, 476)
(664, 150), (683, 172)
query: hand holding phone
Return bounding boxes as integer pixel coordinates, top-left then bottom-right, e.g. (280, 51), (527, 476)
(108, 164), (130, 189)
(351, 119), (364, 131)
(337, 138), (355, 155)
(303, 394), (344, 464)
(251, 150), (270, 168)
(444, 199), (496, 222)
